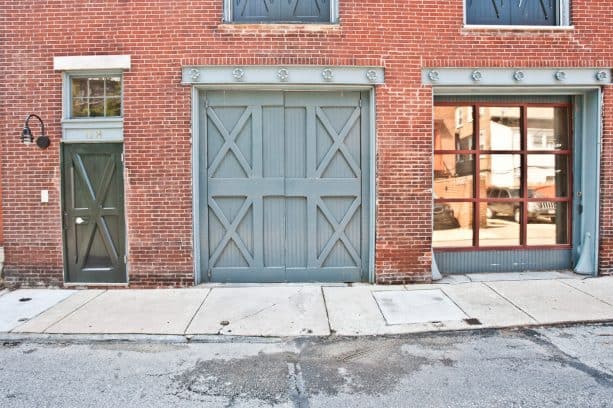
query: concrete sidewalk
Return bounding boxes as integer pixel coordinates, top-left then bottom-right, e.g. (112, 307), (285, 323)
(1, 273), (613, 338)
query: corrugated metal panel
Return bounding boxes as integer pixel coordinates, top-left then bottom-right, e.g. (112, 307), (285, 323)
(435, 249), (572, 274)
(434, 95), (571, 104)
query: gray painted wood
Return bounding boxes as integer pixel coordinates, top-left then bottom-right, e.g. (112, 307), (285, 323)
(62, 143), (126, 283)
(233, 0), (330, 23)
(200, 91), (368, 282)
(466, 0), (556, 26)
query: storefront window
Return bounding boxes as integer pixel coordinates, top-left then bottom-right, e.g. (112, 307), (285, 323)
(433, 104), (572, 249)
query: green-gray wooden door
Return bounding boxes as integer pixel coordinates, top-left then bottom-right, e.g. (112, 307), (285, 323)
(62, 143), (126, 283)
(201, 91), (370, 282)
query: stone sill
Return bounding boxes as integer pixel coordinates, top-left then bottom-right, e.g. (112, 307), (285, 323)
(463, 24), (575, 32)
(217, 23), (341, 33)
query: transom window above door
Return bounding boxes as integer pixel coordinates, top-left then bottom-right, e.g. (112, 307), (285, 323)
(465, 0), (570, 26)
(225, 0), (338, 23)
(69, 75), (122, 118)
(433, 103), (572, 249)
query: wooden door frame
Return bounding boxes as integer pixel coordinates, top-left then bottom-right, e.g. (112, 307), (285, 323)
(191, 85), (377, 284)
(60, 141), (129, 285)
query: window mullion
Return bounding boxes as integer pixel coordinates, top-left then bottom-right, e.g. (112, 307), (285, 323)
(520, 105), (528, 245)
(473, 104), (480, 247)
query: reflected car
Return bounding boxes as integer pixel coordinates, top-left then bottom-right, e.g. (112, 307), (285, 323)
(486, 187), (556, 223)
(433, 203), (460, 230)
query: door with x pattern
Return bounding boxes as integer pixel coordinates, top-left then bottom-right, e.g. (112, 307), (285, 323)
(62, 143), (126, 283)
(202, 91), (369, 282)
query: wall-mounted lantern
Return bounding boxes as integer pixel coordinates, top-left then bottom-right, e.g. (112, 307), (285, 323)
(21, 114), (51, 149)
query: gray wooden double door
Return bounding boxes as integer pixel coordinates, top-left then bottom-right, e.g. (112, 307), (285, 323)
(199, 91), (370, 282)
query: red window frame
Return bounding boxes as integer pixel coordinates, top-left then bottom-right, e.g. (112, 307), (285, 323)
(433, 102), (573, 251)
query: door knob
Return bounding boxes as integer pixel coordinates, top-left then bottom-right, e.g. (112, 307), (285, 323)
(75, 217), (88, 225)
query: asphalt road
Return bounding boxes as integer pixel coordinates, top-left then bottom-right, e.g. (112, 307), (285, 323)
(1, 324), (612, 408)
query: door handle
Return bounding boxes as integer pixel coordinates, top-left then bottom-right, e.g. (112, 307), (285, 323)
(75, 217), (88, 225)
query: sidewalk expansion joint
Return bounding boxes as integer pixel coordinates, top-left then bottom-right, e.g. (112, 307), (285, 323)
(481, 282), (540, 324)
(183, 289), (212, 335)
(558, 279), (613, 307)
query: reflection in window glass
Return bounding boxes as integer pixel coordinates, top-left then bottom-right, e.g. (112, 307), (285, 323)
(480, 154), (521, 198)
(480, 203), (521, 246)
(479, 107), (521, 151)
(433, 103), (571, 249)
(527, 107), (569, 150)
(434, 154), (474, 199)
(527, 203), (568, 245)
(433, 202), (473, 248)
(434, 106), (474, 151)
(527, 155), (569, 198)
(70, 76), (122, 118)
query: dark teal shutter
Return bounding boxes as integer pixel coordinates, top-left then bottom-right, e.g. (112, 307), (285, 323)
(466, 0), (511, 25)
(233, 0), (329, 22)
(466, 0), (557, 26)
(234, 0), (279, 22)
(510, 0), (556, 26)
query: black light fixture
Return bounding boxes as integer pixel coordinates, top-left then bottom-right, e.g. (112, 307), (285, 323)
(21, 114), (51, 149)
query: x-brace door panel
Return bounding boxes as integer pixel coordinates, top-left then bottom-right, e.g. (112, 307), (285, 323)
(62, 143), (126, 283)
(202, 91), (369, 283)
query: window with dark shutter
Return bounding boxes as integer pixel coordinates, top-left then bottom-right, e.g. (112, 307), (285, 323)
(465, 0), (565, 26)
(230, 0), (332, 23)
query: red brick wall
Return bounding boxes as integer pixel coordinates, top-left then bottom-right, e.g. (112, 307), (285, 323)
(599, 86), (613, 276)
(1, 1), (612, 286)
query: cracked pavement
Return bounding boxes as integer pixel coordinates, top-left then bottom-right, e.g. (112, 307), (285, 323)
(1, 323), (612, 407)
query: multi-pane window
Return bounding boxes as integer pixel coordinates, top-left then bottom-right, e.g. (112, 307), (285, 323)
(433, 104), (572, 249)
(228, 0), (333, 23)
(465, 0), (567, 26)
(70, 76), (122, 118)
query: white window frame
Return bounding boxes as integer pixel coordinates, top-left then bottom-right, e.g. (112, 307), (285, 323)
(463, 0), (571, 29)
(63, 72), (124, 120)
(223, 0), (339, 24)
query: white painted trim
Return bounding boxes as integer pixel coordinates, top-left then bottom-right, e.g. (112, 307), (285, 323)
(592, 88), (602, 277)
(183, 66), (385, 85)
(463, 0), (570, 27)
(191, 85), (377, 283)
(423, 68), (611, 87)
(191, 87), (201, 285)
(368, 88), (376, 283)
(54, 55), (131, 71)
(463, 25), (574, 31)
(432, 86), (601, 95)
(223, 0), (339, 23)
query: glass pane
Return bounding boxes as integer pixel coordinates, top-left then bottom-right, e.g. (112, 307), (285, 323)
(89, 98), (104, 117)
(527, 107), (569, 150)
(433, 202), (473, 247)
(71, 98), (88, 117)
(106, 97), (121, 117)
(88, 78), (105, 97)
(434, 154), (474, 199)
(71, 78), (88, 98)
(528, 155), (569, 198)
(479, 107), (521, 151)
(480, 202), (521, 246)
(527, 202), (569, 245)
(480, 154), (521, 198)
(434, 106), (474, 151)
(105, 77), (121, 96)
